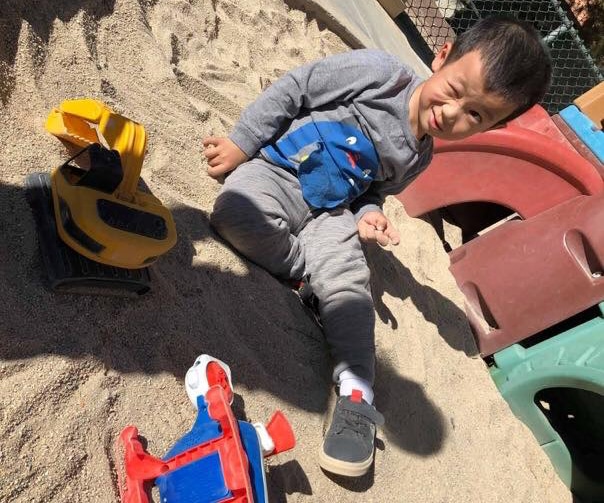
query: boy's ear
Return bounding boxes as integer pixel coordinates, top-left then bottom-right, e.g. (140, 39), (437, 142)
(431, 41), (453, 72)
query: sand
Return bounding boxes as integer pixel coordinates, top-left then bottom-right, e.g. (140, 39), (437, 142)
(0, 1), (572, 502)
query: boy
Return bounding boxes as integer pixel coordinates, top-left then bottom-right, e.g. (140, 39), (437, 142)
(204, 16), (551, 477)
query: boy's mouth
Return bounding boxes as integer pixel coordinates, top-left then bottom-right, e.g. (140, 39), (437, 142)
(429, 107), (442, 132)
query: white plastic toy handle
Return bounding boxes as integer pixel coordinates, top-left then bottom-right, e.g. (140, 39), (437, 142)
(253, 423), (276, 456)
(185, 354), (233, 408)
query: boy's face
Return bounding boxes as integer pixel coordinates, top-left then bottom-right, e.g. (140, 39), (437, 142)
(415, 44), (517, 141)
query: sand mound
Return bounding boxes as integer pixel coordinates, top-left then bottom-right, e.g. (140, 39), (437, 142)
(0, 1), (570, 501)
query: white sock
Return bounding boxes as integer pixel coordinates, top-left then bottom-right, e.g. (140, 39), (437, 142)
(338, 369), (374, 404)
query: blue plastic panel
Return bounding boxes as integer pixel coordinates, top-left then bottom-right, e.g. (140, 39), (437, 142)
(559, 105), (604, 163)
(156, 452), (231, 502)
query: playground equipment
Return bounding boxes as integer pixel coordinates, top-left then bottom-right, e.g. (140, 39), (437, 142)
(26, 99), (177, 294)
(115, 355), (295, 503)
(397, 85), (604, 500)
(397, 105), (603, 238)
(448, 192), (604, 356)
(490, 303), (604, 501)
(574, 81), (604, 131)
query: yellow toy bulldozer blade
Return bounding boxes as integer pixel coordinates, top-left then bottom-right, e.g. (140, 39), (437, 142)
(44, 99), (177, 269)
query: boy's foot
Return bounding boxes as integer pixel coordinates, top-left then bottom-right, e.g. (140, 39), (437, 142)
(319, 390), (384, 477)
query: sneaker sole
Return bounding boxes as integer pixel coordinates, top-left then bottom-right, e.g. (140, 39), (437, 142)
(318, 446), (373, 477)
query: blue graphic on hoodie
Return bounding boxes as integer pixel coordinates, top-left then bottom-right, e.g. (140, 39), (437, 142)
(262, 121), (379, 209)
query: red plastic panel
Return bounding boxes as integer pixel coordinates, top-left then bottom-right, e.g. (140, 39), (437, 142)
(507, 104), (569, 141)
(397, 106), (603, 219)
(449, 193), (604, 356)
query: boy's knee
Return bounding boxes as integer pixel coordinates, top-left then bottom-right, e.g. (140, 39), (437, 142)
(211, 182), (285, 265)
(211, 188), (257, 242)
(210, 190), (232, 235)
(211, 165), (274, 232)
(209, 181), (243, 233)
(210, 189), (236, 228)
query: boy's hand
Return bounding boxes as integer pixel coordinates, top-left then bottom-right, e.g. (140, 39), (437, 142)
(357, 211), (400, 246)
(203, 136), (249, 179)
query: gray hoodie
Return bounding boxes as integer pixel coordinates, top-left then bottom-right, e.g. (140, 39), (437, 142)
(229, 49), (433, 217)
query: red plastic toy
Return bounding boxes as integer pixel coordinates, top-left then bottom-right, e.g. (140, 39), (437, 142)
(115, 355), (295, 503)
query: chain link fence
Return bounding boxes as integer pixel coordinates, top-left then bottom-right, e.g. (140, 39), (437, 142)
(396, 0), (604, 114)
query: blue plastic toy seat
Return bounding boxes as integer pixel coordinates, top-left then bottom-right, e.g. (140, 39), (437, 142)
(156, 394), (267, 503)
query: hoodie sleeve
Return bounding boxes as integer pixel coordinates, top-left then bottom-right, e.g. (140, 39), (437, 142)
(350, 182), (396, 221)
(228, 49), (402, 157)
(350, 164), (432, 221)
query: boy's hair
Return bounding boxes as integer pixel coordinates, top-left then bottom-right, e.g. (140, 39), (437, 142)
(445, 16), (552, 122)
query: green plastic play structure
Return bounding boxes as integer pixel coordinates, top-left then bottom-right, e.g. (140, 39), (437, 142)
(490, 302), (604, 501)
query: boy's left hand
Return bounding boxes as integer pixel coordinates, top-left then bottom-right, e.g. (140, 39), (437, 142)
(203, 136), (249, 179)
(357, 211), (400, 246)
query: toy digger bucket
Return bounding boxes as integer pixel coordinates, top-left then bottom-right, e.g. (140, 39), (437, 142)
(45, 99), (177, 269)
(46, 99), (146, 201)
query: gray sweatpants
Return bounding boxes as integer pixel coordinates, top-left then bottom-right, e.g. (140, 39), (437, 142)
(210, 158), (376, 384)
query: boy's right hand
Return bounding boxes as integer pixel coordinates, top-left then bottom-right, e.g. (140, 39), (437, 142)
(203, 136), (249, 179)
(357, 211), (400, 247)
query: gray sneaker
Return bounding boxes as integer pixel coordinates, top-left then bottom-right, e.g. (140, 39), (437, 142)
(290, 274), (322, 327)
(319, 390), (385, 477)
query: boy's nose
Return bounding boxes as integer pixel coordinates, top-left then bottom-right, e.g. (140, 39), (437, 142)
(441, 103), (459, 125)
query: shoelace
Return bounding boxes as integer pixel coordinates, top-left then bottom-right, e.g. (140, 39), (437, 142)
(335, 397), (385, 428)
(334, 409), (372, 437)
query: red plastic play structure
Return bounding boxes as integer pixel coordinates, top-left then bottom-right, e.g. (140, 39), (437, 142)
(397, 87), (604, 501)
(397, 103), (604, 356)
(448, 193), (604, 355)
(400, 106), (603, 222)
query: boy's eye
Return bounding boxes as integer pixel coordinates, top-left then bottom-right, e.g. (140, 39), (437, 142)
(469, 110), (482, 123)
(449, 84), (460, 98)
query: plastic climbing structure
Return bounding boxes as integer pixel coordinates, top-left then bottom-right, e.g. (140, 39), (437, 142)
(397, 81), (604, 501)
